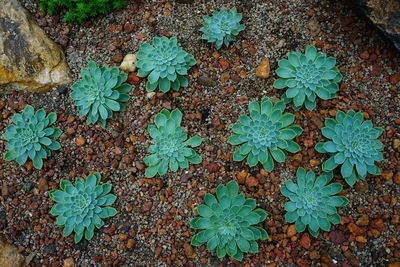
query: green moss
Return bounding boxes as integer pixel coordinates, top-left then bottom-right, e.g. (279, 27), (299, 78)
(39, 0), (128, 23)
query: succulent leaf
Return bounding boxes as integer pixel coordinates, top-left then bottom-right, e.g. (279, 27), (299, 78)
(228, 97), (302, 171)
(136, 37), (196, 92)
(274, 45), (342, 110)
(2, 105), (62, 169)
(316, 109), (384, 185)
(70, 61), (132, 127)
(144, 109), (202, 177)
(49, 172), (117, 243)
(190, 181), (268, 261)
(281, 168), (348, 237)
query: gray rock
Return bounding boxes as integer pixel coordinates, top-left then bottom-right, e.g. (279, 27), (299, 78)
(352, 0), (400, 50)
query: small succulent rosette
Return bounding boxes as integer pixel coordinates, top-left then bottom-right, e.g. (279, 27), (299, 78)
(136, 37), (196, 92)
(49, 172), (117, 243)
(143, 109), (202, 178)
(190, 181), (268, 261)
(70, 61), (132, 127)
(3, 105), (62, 169)
(315, 109), (384, 186)
(200, 7), (245, 49)
(281, 168), (349, 237)
(228, 97), (302, 171)
(273, 45), (342, 110)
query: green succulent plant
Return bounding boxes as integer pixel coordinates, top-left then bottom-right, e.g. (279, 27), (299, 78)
(136, 37), (196, 92)
(273, 45), (342, 110)
(143, 109), (202, 178)
(315, 110), (384, 186)
(49, 172), (117, 243)
(70, 61), (132, 127)
(281, 168), (349, 237)
(190, 181), (268, 261)
(200, 7), (245, 49)
(3, 105), (62, 169)
(228, 97), (303, 171)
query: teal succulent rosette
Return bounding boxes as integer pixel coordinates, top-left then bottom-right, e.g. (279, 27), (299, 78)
(136, 37), (196, 92)
(49, 172), (117, 243)
(3, 105), (62, 169)
(190, 181), (268, 261)
(315, 109), (384, 186)
(273, 45), (342, 110)
(200, 7), (245, 49)
(143, 109), (202, 178)
(228, 97), (302, 171)
(70, 61), (132, 127)
(281, 168), (349, 237)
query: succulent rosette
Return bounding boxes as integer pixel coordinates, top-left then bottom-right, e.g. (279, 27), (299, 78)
(228, 97), (302, 171)
(143, 109), (202, 177)
(3, 105), (62, 169)
(49, 172), (117, 243)
(190, 181), (268, 261)
(70, 61), (132, 127)
(281, 168), (349, 237)
(273, 45), (342, 110)
(200, 7), (245, 49)
(136, 37), (196, 92)
(315, 109), (384, 186)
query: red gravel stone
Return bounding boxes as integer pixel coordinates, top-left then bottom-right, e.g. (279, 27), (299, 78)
(206, 162), (219, 173)
(300, 233), (311, 249)
(329, 230), (345, 245)
(390, 73), (400, 85)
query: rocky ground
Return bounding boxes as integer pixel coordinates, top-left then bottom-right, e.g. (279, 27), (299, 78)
(0, 0), (399, 266)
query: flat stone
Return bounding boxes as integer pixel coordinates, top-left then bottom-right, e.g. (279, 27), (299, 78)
(0, 0), (71, 93)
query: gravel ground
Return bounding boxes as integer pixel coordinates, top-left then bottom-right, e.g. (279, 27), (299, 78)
(0, 0), (399, 266)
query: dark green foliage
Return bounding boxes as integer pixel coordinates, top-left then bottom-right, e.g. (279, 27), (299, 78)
(190, 181), (268, 261)
(39, 0), (127, 23)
